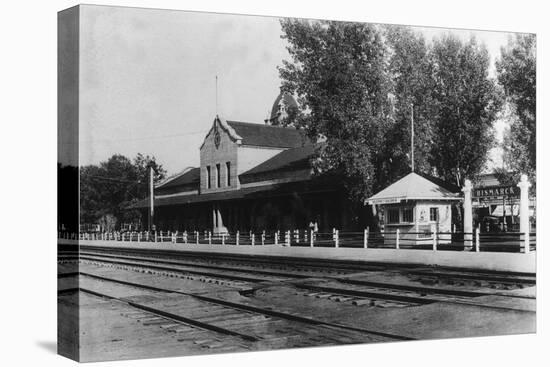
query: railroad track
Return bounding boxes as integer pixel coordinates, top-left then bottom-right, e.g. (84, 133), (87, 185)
(59, 244), (536, 289)
(59, 244), (385, 275)
(60, 246), (536, 290)
(63, 258), (535, 320)
(59, 247), (536, 315)
(59, 272), (407, 348)
(61, 248), (535, 302)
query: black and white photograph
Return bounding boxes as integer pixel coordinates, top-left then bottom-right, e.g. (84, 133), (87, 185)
(55, 3), (540, 363)
(12, 0), (543, 365)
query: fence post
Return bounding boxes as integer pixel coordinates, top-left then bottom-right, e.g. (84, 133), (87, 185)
(222, 233), (225, 245)
(275, 231), (279, 245)
(183, 231), (187, 244)
(334, 230), (339, 248)
(286, 231), (290, 246)
(396, 229), (400, 249)
(432, 228), (437, 251)
(195, 231), (199, 245)
(364, 227), (369, 248)
(208, 231), (212, 245)
(475, 227), (480, 252)
(236, 231), (240, 246)
(251, 233), (255, 246)
(154, 232), (158, 243)
(294, 229), (299, 244)
(262, 231), (265, 245)
(310, 230), (314, 247)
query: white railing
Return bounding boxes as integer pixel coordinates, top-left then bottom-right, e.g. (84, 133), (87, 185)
(61, 227), (535, 254)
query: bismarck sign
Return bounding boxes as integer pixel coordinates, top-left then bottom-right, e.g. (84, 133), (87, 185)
(473, 185), (520, 199)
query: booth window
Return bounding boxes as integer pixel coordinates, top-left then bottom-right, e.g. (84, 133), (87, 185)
(430, 207), (439, 222)
(226, 162), (231, 186)
(387, 208), (400, 224)
(206, 166), (211, 189)
(402, 208), (414, 223)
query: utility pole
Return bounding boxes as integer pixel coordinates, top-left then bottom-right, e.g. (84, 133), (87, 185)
(149, 166), (154, 233)
(411, 104), (414, 172)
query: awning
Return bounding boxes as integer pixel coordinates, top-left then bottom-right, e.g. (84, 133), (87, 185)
(129, 178), (341, 209)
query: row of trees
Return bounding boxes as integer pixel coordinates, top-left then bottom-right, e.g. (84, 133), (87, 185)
(496, 34), (536, 184)
(80, 153), (166, 230)
(276, 21), (535, 202)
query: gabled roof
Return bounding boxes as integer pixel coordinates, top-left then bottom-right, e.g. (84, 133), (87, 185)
(227, 120), (309, 148)
(367, 172), (461, 204)
(155, 167), (200, 190)
(240, 144), (316, 180)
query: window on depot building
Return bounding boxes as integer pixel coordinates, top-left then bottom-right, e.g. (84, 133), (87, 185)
(206, 166), (211, 189)
(216, 163), (221, 188)
(402, 207), (414, 223)
(387, 208), (400, 224)
(226, 162), (231, 186)
(430, 207), (439, 222)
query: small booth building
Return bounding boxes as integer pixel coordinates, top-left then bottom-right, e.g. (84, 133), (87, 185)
(367, 172), (461, 246)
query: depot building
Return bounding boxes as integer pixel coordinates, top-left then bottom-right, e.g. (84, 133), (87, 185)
(131, 94), (363, 233)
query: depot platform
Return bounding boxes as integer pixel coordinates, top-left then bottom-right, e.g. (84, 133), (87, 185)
(59, 239), (536, 274)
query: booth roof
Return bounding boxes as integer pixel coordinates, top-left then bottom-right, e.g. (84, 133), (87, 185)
(367, 172), (461, 204)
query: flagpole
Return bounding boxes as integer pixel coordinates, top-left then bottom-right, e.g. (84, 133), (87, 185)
(149, 166), (154, 233)
(411, 104), (414, 173)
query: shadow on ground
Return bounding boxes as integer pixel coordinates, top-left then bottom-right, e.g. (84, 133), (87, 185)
(36, 340), (57, 354)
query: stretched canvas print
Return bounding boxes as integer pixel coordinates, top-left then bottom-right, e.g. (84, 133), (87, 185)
(58, 4), (537, 362)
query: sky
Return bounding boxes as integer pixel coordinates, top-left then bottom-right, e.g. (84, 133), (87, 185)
(78, 5), (521, 175)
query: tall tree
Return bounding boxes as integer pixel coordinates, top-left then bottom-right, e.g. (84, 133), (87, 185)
(428, 35), (502, 186)
(496, 34), (536, 181)
(278, 19), (392, 202)
(80, 153), (166, 228)
(382, 26), (435, 182)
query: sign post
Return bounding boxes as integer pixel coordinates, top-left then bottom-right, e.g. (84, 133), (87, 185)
(517, 175), (531, 253)
(463, 180), (473, 251)
(149, 166), (154, 233)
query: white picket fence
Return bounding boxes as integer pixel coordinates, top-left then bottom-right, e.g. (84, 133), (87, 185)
(61, 227), (534, 254)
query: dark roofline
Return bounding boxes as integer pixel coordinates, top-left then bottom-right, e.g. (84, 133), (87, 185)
(415, 171), (461, 193)
(227, 120), (297, 129)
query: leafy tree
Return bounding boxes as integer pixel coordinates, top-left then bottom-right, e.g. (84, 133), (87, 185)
(496, 34), (536, 182)
(80, 153), (166, 229)
(382, 26), (436, 182)
(278, 19), (392, 202)
(428, 35), (502, 186)
(278, 21), (502, 203)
